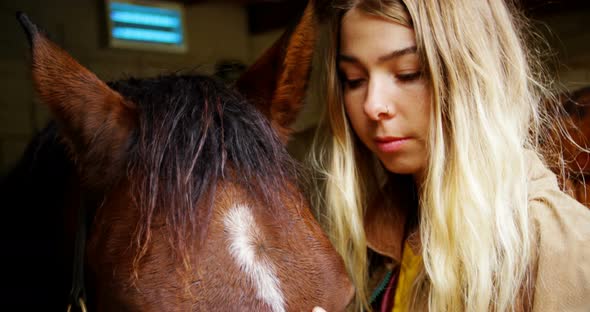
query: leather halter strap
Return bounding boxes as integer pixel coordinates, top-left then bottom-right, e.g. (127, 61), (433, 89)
(67, 196), (88, 311)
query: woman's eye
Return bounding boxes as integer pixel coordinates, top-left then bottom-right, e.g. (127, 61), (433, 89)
(397, 71), (422, 82)
(343, 78), (365, 89)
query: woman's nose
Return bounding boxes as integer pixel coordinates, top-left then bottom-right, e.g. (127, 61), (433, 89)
(363, 79), (394, 120)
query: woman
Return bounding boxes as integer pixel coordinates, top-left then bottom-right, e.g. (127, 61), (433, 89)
(309, 0), (590, 311)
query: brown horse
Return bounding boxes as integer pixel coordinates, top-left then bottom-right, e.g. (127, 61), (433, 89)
(561, 86), (590, 208)
(1, 2), (353, 311)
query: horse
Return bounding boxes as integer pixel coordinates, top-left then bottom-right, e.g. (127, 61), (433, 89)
(560, 86), (590, 208)
(0, 2), (353, 311)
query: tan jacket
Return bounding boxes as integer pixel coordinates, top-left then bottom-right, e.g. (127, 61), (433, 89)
(364, 152), (590, 311)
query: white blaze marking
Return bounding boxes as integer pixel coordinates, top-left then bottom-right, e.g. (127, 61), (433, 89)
(224, 204), (285, 312)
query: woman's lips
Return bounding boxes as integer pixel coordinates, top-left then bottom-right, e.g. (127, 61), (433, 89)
(374, 137), (410, 153)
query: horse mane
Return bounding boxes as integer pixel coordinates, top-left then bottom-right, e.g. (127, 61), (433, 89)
(108, 73), (302, 267)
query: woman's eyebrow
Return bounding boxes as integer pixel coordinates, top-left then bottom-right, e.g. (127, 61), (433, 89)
(377, 46), (417, 63)
(339, 46), (417, 65)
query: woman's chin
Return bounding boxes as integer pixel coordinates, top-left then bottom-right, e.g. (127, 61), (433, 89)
(380, 157), (425, 177)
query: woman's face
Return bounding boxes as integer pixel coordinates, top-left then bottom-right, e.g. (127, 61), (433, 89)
(339, 8), (431, 179)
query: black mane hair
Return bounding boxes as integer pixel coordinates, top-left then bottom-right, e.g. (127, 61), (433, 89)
(109, 74), (301, 262)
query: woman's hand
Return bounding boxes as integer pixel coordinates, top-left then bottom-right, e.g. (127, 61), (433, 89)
(313, 307), (327, 312)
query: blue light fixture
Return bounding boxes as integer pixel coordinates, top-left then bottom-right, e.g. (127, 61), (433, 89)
(107, 0), (186, 53)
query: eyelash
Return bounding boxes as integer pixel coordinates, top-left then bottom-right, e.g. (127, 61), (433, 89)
(343, 78), (366, 89)
(342, 71), (422, 90)
(397, 71), (422, 82)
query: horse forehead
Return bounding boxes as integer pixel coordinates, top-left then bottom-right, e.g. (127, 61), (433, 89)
(223, 204), (286, 312)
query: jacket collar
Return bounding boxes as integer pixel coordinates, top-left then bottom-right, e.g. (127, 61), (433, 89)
(364, 174), (418, 262)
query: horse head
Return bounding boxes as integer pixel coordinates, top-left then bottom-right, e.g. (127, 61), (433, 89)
(16, 1), (353, 310)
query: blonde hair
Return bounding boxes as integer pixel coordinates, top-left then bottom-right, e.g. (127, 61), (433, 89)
(309, 0), (565, 310)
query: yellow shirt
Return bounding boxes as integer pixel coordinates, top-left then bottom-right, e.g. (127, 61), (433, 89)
(392, 241), (422, 312)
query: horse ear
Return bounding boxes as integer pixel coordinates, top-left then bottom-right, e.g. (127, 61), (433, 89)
(17, 12), (135, 185)
(235, 0), (319, 143)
